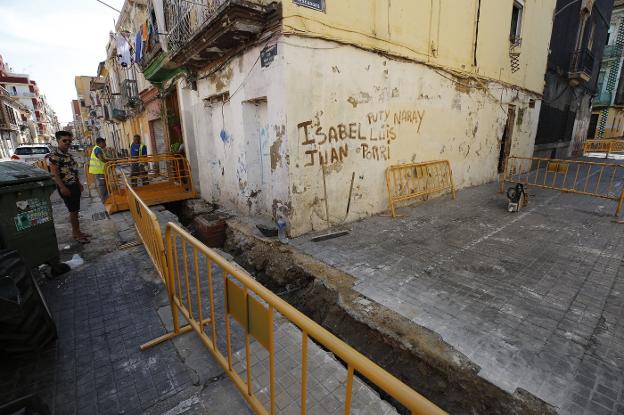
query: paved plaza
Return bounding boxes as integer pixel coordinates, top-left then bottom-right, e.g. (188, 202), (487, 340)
(293, 170), (624, 415)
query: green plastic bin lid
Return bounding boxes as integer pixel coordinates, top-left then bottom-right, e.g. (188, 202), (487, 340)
(0, 161), (52, 187)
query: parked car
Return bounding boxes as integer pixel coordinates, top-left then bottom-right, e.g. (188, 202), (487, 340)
(10, 144), (52, 163)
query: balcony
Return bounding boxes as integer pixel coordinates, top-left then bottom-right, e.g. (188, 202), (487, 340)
(603, 44), (622, 60)
(109, 95), (128, 122)
(164, 0), (275, 70)
(569, 49), (594, 84)
(594, 91), (612, 107)
(121, 79), (141, 109)
(0, 122), (19, 131)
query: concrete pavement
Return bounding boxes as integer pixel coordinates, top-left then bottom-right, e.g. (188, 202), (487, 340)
(291, 168), (624, 415)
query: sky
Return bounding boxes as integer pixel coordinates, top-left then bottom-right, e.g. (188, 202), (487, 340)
(0, 0), (125, 125)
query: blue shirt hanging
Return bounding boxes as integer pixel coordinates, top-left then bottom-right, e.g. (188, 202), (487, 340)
(135, 29), (142, 63)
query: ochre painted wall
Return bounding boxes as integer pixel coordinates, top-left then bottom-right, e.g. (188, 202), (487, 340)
(282, 0), (556, 95)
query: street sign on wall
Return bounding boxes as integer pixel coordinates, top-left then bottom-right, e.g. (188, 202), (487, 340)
(261, 44), (278, 68)
(293, 0), (324, 12)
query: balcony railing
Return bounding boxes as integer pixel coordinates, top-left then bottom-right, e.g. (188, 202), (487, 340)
(121, 79), (141, 109)
(603, 44), (623, 60)
(569, 49), (594, 83)
(165, 0), (227, 54)
(162, 0), (271, 70)
(108, 95), (128, 122)
(594, 91), (612, 106)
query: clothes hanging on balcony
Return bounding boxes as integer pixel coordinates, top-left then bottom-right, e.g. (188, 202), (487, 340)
(115, 33), (131, 68)
(135, 30), (142, 64)
(142, 21), (148, 43)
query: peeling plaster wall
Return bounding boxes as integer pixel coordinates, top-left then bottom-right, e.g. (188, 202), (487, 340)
(189, 41), (290, 217)
(283, 37), (541, 237)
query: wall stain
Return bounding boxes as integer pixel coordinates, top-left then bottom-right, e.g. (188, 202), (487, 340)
(517, 107), (525, 126)
(347, 92), (372, 108)
(270, 135), (283, 171)
(454, 78), (471, 94)
(272, 199), (292, 220)
(210, 66), (233, 92)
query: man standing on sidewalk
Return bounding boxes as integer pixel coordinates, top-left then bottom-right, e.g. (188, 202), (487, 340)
(129, 134), (149, 187)
(49, 131), (90, 244)
(89, 137), (108, 202)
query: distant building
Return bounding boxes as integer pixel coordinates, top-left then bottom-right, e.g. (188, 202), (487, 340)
(0, 54), (59, 143)
(0, 84), (37, 156)
(534, 0), (613, 158)
(590, 0), (624, 139)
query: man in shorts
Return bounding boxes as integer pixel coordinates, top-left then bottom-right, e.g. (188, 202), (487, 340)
(49, 131), (90, 244)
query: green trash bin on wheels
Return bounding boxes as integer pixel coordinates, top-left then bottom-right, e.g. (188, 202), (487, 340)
(0, 162), (59, 268)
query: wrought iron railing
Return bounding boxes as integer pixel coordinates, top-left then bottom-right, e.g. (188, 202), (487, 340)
(603, 44), (623, 60)
(164, 0), (227, 54)
(594, 91), (612, 106)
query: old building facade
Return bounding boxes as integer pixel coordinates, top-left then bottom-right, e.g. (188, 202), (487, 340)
(591, 0), (624, 139)
(135, 0), (557, 236)
(534, 0), (613, 158)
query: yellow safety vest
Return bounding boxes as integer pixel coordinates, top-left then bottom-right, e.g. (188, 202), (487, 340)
(88, 145), (105, 175)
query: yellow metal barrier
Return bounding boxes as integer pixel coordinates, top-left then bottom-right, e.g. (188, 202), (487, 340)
(83, 161), (95, 198)
(124, 174), (167, 281)
(386, 160), (456, 217)
(147, 223), (446, 415)
(503, 156), (624, 218)
(126, 183), (445, 414)
(584, 139), (624, 158)
(31, 158), (50, 172)
(103, 153), (198, 214)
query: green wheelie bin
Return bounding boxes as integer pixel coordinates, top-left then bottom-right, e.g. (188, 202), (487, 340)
(0, 161), (59, 268)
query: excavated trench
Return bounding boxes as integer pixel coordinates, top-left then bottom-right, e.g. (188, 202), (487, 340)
(168, 204), (554, 414)
(222, 220), (556, 415)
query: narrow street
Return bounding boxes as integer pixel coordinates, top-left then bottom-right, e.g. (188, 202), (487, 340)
(3, 0), (624, 414)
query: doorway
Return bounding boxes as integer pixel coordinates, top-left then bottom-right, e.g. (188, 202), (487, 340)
(498, 105), (516, 174)
(587, 113), (599, 139)
(242, 98), (269, 214)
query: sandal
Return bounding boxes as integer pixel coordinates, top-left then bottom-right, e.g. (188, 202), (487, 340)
(73, 236), (91, 244)
(79, 232), (93, 238)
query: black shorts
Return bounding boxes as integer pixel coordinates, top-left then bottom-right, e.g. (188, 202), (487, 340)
(59, 182), (81, 213)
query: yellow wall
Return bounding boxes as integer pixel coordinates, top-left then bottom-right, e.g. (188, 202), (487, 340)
(602, 108), (624, 138)
(282, 0), (556, 94)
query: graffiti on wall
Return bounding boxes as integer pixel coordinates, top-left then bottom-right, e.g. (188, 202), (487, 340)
(297, 109), (425, 167)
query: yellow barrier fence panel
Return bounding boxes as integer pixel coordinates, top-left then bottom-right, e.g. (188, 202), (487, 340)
(124, 176), (446, 414)
(31, 159), (50, 172)
(147, 221), (447, 415)
(503, 156), (624, 219)
(584, 139), (624, 158)
(104, 153), (198, 213)
(386, 160), (456, 217)
(122, 173), (168, 282)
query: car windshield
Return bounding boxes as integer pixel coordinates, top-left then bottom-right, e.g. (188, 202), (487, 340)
(14, 147), (33, 155)
(14, 147), (49, 155)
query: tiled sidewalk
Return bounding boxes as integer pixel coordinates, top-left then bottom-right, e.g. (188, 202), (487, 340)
(293, 177), (624, 415)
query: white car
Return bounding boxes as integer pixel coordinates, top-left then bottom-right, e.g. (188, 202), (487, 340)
(10, 144), (53, 163)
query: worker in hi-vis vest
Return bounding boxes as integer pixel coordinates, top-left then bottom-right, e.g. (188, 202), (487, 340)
(88, 137), (108, 202)
(129, 134), (149, 187)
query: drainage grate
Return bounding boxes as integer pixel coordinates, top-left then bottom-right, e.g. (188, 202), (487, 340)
(91, 211), (109, 221)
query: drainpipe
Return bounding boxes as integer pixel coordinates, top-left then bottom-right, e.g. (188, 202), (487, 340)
(473, 0), (482, 67)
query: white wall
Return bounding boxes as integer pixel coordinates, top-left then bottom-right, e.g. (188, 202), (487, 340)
(189, 40), (290, 218)
(282, 37), (541, 236)
(184, 35), (541, 237)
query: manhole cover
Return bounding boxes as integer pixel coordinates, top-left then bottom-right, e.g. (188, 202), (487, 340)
(92, 211), (109, 221)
